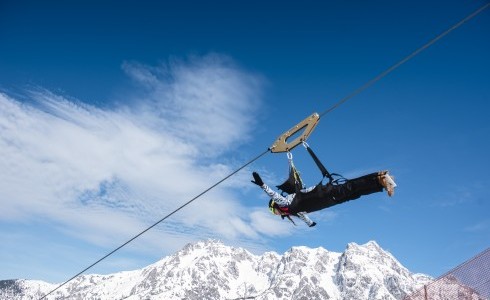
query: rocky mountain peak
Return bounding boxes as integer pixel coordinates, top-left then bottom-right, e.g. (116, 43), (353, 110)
(0, 240), (433, 300)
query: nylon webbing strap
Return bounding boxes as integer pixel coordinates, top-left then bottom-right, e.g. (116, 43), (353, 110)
(305, 145), (333, 182)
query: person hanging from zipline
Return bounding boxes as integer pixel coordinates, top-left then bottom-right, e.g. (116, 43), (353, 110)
(257, 112), (397, 227)
(251, 170), (397, 227)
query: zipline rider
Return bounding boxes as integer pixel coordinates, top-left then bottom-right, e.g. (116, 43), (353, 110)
(251, 170), (397, 227)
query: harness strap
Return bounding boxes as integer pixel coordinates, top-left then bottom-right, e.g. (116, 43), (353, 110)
(288, 152), (303, 188)
(302, 141), (348, 185)
(302, 142), (334, 182)
(283, 214), (297, 226)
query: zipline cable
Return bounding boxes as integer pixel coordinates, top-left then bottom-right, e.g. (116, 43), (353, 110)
(40, 149), (270, 299)
(40, 3), (489, 299)
(318, 2), (490, 118)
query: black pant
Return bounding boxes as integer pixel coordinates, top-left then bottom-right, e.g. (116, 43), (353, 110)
(289, 172), (383, 214)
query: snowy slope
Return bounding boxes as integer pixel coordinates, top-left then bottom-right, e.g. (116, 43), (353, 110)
(0, 240), (433, 300)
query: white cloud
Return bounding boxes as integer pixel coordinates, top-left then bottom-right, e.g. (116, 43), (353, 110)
(249, 209), (296, 237)
(464, 220), (490, 232)
(313, 210), (338, 223)
(122, 54), (263, 156)
(0, 54), (274, 267)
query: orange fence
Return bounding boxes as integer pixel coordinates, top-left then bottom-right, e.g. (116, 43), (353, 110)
(404, 247), (489, 300)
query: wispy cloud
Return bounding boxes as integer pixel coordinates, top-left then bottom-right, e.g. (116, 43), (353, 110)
(249, 209), (296, 237)
(464, 220), (490, 233)
(121, 54), (263, 156)
(0, 54), (281, 277)
(431, 185), (478, 208)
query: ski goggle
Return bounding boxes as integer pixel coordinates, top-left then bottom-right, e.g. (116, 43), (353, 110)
(269, 200), (276, 214)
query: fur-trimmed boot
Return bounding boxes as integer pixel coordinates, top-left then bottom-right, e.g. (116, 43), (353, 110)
(378, 171), (397, 197)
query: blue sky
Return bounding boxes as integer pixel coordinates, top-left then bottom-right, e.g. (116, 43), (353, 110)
(1, 0), (489, 284)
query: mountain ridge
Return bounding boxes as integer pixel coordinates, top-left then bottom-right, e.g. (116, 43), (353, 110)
(0, 239), (432, 300)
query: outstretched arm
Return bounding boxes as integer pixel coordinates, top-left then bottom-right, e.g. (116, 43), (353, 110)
(297, 212), (316, 227)
(252, 172), (290, 206)
(261, 184), (290, 206)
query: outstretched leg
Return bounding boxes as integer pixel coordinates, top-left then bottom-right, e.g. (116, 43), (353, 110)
(340, 172), (384, 200)
(289, 171), (395, 214)
(336, 171), (396, 199)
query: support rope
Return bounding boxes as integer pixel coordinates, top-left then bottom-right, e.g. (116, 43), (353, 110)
(39, 3), (489, 299)
(319, 3), (490, 118)
(40, 149), (270, 299)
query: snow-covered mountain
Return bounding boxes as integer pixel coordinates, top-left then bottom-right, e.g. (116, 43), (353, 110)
(0, 240), (433, 300)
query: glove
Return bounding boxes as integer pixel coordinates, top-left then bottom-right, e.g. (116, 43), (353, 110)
(309, 222), (317, 227)
(251, 172), (264, 186)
